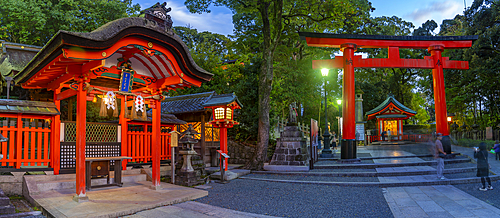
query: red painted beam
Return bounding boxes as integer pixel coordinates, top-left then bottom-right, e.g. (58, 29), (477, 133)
(313, 56), (469, 70)
(56, 89), (77, 101)
(305, 37), (473, 49)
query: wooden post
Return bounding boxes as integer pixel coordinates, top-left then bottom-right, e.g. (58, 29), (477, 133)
(151, 98), (161, 188)
(15, 114), (22, 168)
(75, 80), (87, 197)
(200, 113), (206, 165)
(120, 97), (128, 170)
(220, 127), (228, 171)
(51, 89), (61, 174)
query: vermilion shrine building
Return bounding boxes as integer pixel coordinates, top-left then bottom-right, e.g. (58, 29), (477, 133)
(2, 4), (214, 200)
(365, 95), (417, 141)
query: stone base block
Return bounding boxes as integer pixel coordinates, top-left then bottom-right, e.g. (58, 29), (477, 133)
(72, 195), (89, 203)
(175, 171), (203, 187)
(210, 171), (238, 181)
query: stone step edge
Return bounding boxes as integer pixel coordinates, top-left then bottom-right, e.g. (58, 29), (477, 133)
(318, 153), (462, 161)
(239, 175), (500, 187)
(314, 158), (470, 169)
(251, 167), (477, 177)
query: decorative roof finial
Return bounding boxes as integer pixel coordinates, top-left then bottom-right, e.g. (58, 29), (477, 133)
(142, 2), (173, 31)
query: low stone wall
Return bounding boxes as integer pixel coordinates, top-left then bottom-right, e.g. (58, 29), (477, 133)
(0, 172), (30, 195)
(227, 140), (255, 165)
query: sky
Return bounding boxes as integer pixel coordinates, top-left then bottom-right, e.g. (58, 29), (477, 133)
(133, 0), (475, 36)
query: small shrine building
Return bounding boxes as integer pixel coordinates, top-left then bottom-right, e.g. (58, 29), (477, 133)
(365, 95), (416, 141)
(11, 3), (213, 200)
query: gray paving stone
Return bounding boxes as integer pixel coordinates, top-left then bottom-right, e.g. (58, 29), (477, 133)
(416, 200), (445, 212)
(400, 206), (429, 218)
(409, 193), (432, 201)
(469, 208), (500, 218)
(455, 200), (484, 210)
(426, 211), (454, 218)
(394, 197), (418, 207)
(404, 187), (425, 194)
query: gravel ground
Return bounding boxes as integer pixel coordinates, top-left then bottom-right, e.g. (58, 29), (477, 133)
(454, 180), (500, 210)
(196, 179), (393, 218)
(243, 173), (379, 182)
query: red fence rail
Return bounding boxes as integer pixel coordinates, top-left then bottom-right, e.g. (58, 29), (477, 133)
(0, 114), (53, 168)
(125, 122), (174, 164)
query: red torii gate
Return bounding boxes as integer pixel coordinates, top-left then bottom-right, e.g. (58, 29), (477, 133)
(299, 33), (477, 159)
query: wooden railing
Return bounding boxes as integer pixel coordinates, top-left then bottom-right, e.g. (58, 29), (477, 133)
(0, 115), (53, 168)
(125, 122), (173, 164)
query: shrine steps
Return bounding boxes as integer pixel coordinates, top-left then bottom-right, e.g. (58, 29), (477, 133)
(22, 168), (147, 206)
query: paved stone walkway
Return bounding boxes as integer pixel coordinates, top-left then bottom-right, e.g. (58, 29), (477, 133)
(379, 145), (500, 217)
(384, 185), (500, 218)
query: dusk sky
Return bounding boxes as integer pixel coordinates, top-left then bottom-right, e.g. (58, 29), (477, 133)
(133, 0), (475, 35)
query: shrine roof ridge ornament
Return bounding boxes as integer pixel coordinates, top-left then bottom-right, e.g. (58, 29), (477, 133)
(14, 16), (213, 85)
(298, 32), (478, 42)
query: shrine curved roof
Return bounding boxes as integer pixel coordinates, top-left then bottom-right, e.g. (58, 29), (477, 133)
(203, 93), (243, 108)
(14, 17), (213, 90)
(161, 91), (215, 114)
(365, 95), (416, 120)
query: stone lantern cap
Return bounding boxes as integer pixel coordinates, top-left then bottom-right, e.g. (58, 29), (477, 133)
(179, 124), (200, 145)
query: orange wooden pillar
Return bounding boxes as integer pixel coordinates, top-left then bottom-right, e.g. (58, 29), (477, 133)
(429, 45), (451, 153)
(75, 80), (87, 198)
(51, 89), (61, 174)
(429, 45), (449, 136)
(120, 97), (128, 170)
(15, 114), (22, 168)
(219, 127), (228, 171)
(151, 98), (161, 188)
(340, 43), (357, 159)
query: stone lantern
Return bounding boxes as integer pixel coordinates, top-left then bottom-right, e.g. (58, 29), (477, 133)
(178, 124), (199, 172)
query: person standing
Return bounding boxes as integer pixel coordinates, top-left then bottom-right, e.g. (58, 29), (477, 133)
(475, 142), (493, 191)
(493, 140), (500, 160)
(435, 133), (446, 180)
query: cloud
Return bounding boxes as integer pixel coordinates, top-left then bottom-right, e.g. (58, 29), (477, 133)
(162, 1), (234, 36)
(405, 0), (461, 26)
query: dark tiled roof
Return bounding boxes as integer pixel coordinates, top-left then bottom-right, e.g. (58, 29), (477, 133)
(0, 41), (41, 77)
(366, 95), (417, 116)
(161, 91), (215, 114)
(0, 99), (60, 115)
(144, 113), (186, 124)
(203, 93), (243, 108)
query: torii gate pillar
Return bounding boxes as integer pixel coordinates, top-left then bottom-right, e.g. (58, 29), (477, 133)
(429, 45), (451, 153)
(341, 43), (357, 159)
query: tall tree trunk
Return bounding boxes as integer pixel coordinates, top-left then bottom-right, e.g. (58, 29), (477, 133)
(245, 0), (282, 170)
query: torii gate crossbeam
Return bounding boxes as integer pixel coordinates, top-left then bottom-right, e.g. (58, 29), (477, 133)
(299, 32), (477, 159)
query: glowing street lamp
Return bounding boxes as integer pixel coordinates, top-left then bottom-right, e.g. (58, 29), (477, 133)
(321, 68), (332, 157)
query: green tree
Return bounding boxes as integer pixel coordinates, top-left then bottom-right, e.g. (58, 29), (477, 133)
(185, 0), (373, 170)
(0, 0), (140, 46)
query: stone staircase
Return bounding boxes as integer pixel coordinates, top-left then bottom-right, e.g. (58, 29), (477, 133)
(0, 188), (15, 216)
(243, 151), (500, 187)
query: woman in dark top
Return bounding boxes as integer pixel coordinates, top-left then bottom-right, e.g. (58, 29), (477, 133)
(475, 142), (493, 191)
